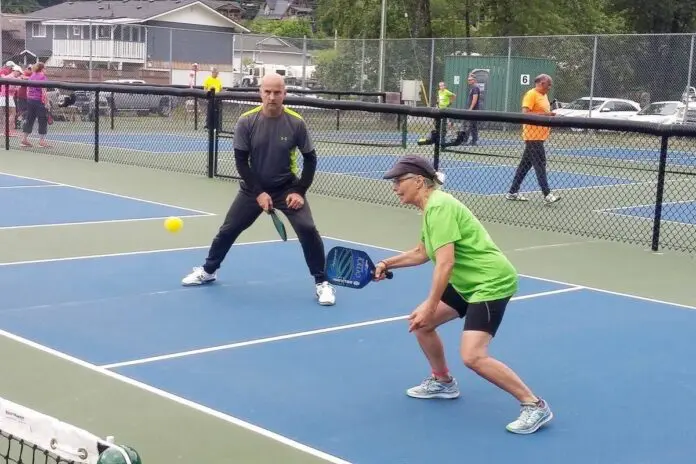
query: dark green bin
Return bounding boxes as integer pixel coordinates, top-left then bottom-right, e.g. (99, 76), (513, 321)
(443, 55), (557, 112)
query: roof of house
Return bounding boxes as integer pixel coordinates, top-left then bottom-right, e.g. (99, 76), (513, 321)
(255, 0), (290, 19)
(235, 33), (303, 53)
(28, 0), (249, 32)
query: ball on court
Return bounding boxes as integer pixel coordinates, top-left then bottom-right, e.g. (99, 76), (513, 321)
(164, 216), (183, 233)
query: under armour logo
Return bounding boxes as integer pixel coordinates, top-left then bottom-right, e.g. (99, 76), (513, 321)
(280, 136), (288, 141)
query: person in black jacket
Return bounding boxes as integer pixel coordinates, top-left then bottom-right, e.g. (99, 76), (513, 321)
(181, 73), (336, 306)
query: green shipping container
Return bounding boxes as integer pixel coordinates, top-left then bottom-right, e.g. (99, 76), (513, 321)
(443, 55), (557, 113)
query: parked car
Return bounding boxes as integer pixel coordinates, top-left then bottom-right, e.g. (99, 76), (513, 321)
(555, 97), (642, 120)
(627, 101), (691, 125)
(98, 79), (171, 117)
(285, 85), (319, 99)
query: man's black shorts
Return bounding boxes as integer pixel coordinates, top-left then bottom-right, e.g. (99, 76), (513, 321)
(440, 284), (511, 336)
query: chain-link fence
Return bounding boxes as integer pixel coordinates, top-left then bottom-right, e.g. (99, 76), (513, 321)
(6, 18), (696, 112)
(2, 77), (695, 255)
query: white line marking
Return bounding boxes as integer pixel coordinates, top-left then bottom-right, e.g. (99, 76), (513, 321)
(322, 235), (696, 311)
(316, 168), (645, 198)
(0, 328), (352, 464)
(100, 286), (584, 370)
(0, 213), (213, 231)
(38, 138), (208, 156)
(506, 240), (603, 253)
(593, 199), (696, 213)
(0, 184), (63, 189)
(0, 171), (217, 216)
(593, 210), (696, 228)
(0, 238), (297, 267)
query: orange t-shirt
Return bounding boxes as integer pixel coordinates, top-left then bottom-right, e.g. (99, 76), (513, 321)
(521, 88), (551, 141)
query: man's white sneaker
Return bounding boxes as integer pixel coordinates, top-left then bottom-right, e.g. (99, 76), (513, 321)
(316, 281), (336, 306)
(506, 193), (528, 201)
(544, 193), (561, 205)
(182, 266), (216, 286)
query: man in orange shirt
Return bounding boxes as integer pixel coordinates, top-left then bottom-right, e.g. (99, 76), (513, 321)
(506, 74), (560, 204)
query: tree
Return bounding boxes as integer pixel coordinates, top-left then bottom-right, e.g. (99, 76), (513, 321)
(3, 0), (41, 13)
(247, 18), (315, 38)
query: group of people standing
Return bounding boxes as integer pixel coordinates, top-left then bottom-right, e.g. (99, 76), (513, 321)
(0, 60), (51, 148)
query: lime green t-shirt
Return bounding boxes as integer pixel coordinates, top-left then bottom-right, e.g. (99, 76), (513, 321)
(420, 190), (518, 302)
(438, 89), (455, 108)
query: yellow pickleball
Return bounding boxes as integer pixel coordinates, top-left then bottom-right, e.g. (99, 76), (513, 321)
(164, 216), (183, 233)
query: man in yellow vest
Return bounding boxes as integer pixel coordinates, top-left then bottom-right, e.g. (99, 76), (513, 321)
(203, 66), (223, 130)
(418, 82), (456, 145)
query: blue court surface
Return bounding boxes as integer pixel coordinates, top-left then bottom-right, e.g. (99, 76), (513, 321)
(0, 173), (213, 228)
(599, 200), (696, 225)
(0, 237), (693, 464)
(314, 154), (635, 195)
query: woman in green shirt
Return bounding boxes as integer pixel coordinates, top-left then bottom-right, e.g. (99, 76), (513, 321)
(377, 155), (553, 435)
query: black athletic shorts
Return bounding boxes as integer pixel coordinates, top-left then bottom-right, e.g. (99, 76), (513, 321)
(441, 284), (511, 336)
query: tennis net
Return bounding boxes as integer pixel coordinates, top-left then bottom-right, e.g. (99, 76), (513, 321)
(0, 396), (140, 464)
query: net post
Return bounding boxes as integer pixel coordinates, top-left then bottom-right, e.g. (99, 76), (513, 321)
(401, 113), (408, 149)
(109, 94), (115, 130)
(94, 90), (100, 163)
(206, 89), (216, 178)
(335, 94), (340, 131)
(194, 97), (199, 131)
(651, 134), (670, 252)
(433, 116), (442, 170)
(4, 85), (9, 151)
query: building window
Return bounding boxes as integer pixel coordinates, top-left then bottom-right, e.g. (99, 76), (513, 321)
(32, 23), (47, 38)
(97, 25), (111, 39)
(73, 26), (81, 36)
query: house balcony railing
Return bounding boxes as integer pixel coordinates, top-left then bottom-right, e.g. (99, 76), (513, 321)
(53, 39), (145, 62)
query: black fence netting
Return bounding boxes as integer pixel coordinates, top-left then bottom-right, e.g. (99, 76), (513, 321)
(2, 77), (695, 254)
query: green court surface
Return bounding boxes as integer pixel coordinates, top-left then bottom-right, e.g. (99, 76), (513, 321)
(0, 148), (694, 464)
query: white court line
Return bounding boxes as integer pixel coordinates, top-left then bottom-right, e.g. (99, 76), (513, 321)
(0, 235), (692, 311)
(322, 235), (696, 311)
(0, 213), (213, 231)
(40, 138), (208, 156)
(99, 286), (584, 370)
(0, 238), (297, 267)
(506, 240), (603, 253)
(0, 184), (63, 189)
(594, 199), (696, 213)
(0, 170), (217, 216)
(593, 209), (696, 229)
(0, 328), (352, 464)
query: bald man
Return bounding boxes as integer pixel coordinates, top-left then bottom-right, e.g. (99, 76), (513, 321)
(182, 73), (337, 306)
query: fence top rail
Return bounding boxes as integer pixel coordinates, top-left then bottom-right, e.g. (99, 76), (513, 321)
(216, 91), (696, 137)
(3, 77), (696, 138)
(97, 81), (386, 98)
